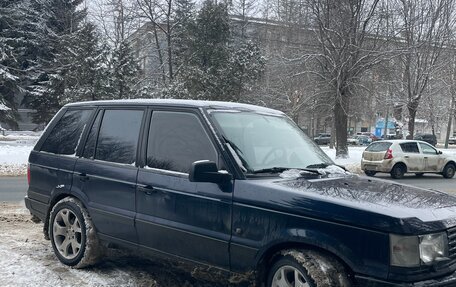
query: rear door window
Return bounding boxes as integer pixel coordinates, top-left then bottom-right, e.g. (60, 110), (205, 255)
(365, 142), (392, 152)
(95, 109), (144, 164)
(400, 142), (420, 153)
(41, 109), (92, 155)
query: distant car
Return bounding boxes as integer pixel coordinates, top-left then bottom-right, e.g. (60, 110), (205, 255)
(357, 132), (379, 141)
(356, 135), (372, 145)
(449, 136), (456, 145)
(313, 133), (331, 145)
(361, 140), (456, 179)
(347, 136), (359, 145)
(348, 135), (371, 146)
(414, 133), (437, 146)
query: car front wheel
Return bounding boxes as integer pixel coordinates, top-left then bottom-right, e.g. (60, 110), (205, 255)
(267, 250), (352, 287)
(442, 163), (456, 179)
(49, 197), (104, 268)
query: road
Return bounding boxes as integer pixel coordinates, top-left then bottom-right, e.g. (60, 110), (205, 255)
(0, 176), (27, 202)
(1, 174), (455, 202)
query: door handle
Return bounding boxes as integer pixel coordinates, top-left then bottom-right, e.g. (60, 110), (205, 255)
(404, 156), (409, 159)
(138, 185), (156, 195)
(79, 173), (90, 182)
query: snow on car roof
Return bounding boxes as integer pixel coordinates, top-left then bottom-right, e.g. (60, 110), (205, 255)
(65, 99), (283, 115)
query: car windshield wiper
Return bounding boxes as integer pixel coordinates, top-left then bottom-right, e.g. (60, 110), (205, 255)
(306, 163), (330, 168)
(252, 167), (323, 175)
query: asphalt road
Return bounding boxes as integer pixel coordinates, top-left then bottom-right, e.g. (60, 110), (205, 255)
(0, 173), (455, 202)
(0, 176), (27, 202)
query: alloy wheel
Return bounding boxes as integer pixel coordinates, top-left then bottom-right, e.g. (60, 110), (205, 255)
(271, 265), (310, 287)
(52, 208), (82, 260)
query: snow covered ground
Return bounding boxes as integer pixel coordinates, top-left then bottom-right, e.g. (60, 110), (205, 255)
(0, 132), (39, 176)
(0, 202), (249, 287)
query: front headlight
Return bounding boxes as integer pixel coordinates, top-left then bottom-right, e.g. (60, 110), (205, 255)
(419, 233), (448, 264)
(390, 233), (449, 267)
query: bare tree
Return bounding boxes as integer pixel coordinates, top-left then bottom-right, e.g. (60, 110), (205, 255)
(307, 0), (384, 158)
(395, 0), (455, 138)
(136, 0), (174, 82)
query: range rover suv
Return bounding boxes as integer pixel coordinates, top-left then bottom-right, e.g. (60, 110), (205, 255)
(26, 99), (456, 286)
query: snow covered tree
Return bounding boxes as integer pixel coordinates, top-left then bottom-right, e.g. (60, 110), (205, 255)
(110, 41), (140, 99)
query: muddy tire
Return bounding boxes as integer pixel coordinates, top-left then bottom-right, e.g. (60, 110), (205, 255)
(267, 250), (352, 287)
(364, 170), (376, 177)
(390, 164), (405, 179)
(442, 163), (456, 179)
(49, 197), (104, 268)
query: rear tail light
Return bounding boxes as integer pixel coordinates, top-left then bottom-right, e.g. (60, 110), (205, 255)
(27, 163), (31, 185)
(384, 148), (393, 159)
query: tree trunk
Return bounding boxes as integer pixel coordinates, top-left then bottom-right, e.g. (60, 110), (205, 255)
(329, 116), (335, 149)
(407, 101), (419, 139)
(445, 96), (455, 148)
(334, 96), (349, 158)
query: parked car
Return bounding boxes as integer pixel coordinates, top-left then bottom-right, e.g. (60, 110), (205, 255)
(357, 132), (380, 142)
(449, 136), (456, 145)
(414, 133), (437, 146)
(348, 135), (372, 146)
(361, 140), (456, 179)
(26, 100), (456, 286)
(313, 133), (331, 145)
(347, 136), (359, 145)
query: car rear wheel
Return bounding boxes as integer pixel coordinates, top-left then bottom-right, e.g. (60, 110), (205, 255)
(442, 163), (456, 179)
(390, 164), (405, 179)
(49, 197), (104, 268)
(267, 250), (352, 287)
(364, 170), (376, 177)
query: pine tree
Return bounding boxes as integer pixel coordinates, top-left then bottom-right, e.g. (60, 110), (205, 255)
(110, 41), (140, 99)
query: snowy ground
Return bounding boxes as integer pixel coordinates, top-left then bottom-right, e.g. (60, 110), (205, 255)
(0, 132), (39, 176)
(0, 202), (249, 287)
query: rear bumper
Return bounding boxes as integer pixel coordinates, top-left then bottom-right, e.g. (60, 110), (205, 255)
(24, 195), (47, 222)
(356, 271), (456, 286)
(361, 160), (393, 173)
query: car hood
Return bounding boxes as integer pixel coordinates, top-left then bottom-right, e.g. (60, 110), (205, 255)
(236, 174), (456, 234)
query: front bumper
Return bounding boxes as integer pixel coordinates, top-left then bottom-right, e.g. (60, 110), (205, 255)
(356, 271), (456, 286)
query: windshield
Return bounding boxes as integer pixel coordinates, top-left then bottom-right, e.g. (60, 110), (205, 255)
(210, 111), (334, 173)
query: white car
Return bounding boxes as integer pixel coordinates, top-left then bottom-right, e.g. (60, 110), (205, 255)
(361, 140), (456, 179)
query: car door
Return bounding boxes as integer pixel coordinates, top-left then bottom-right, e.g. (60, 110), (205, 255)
(135, 108), (232, 269)
(418, 142), (443, 172)
(71, 108), (146, 245)
(399, 142), (423, 172)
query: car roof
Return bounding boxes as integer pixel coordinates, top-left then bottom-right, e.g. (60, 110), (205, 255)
(64, 99), (284, 115)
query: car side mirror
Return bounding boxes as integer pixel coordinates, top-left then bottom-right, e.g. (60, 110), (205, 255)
(438, 150), (443, 155)
(189, 160), (232, 184)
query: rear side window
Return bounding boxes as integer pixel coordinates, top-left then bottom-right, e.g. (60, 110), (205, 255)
(41, 109), (92, 155)
(95, 109), (144, 164)
(400, 142), (419, 153)
(146, 111), (217, 173)
(365, 142), (392, 152)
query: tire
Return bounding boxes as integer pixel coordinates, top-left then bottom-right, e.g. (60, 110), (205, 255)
(49, 197), (104, 268)
(364, 170), (376, 177)
(390, 164), (405, 179)
(415, 173), (424, 178)
(442, 163), (456, 179)
(267, 250), (352, 287)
